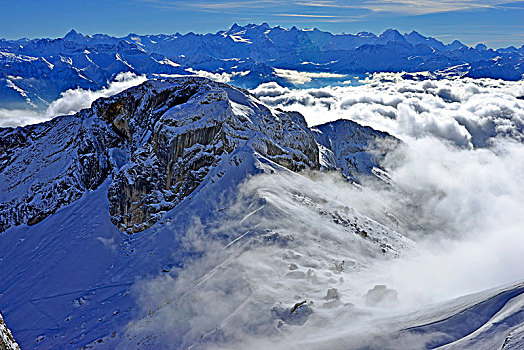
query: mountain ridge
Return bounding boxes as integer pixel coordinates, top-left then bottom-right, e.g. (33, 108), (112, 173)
(0, 76), (324, 234)
(1, 23), (523, 110)
(0, 76), (410, 348)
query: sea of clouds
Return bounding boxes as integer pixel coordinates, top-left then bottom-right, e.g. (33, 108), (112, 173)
(122, 132), (524, 348)
(251, 73), (524, 148)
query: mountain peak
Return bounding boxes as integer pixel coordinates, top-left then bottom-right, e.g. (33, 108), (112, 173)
(379, 29), (404, 39)
(0, 76), (320, 234)
(64, 29), (84, 41)
(447, 39), (466, 50)
(378, 28), (408, 44)
(381, 28), (402, 36)
(475, 43), (488, 50)
(229, 23), (242, 31)
(406, 30), (425, 39)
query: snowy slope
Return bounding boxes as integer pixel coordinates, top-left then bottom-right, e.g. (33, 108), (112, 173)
(261, 281), (524, 350)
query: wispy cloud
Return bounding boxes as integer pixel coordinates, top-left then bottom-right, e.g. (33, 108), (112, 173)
(296, 0), (523, 15)
(189, 0), (281, 10)
(137, 0), (283, 11)
(295, 0), (341, 7)
(275, 13), (339, 18)
(136, 0), (523, 19)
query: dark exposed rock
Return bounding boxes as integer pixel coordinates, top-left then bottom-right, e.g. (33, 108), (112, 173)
(0, 115), (118, 233)
(271, 300), (313, 326)
(365, 284), (399, 307)
(312, 119), (401, 181)
(0, 313), (20, 350)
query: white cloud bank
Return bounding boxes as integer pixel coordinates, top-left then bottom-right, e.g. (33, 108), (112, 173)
(46, 72), (147, 117)
(0, 72), (147, 128)
(251, 73), (524, 148)
(274, 68), (348, 85)
(0, 108), (47, 128)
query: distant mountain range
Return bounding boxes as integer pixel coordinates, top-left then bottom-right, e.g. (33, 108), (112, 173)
(1, 23), (524, 110)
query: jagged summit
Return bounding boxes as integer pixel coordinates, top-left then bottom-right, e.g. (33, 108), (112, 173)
(0, 75), (401, 235)
(2, 23), (523, 110)
(378, 28), (407, 43)
(63, 29), (84, 41)
(312, 119), (400, 180)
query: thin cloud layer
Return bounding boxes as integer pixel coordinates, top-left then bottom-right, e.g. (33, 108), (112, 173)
(0, 108), (48, 128)
(146, 0), (518, 15)
(46, 72), (147, 117)
(251, 74), (524, 148)
(0, 72), (147, 128)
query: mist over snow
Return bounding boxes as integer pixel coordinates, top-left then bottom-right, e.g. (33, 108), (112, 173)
(251, 73), (524, 148)
(122, 137), (524, 348)
(0, 72), (146, 128)
(114, 75), (524, 349)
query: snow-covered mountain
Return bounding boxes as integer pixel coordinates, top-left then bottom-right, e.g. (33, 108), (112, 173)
(312, 119), (401, 181)
(0, 76), (319, 234)
(0, 77), (523, 349)
(2, 23), (524, 110)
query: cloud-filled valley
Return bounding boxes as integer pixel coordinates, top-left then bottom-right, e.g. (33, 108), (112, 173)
(252, 74), (524, 148)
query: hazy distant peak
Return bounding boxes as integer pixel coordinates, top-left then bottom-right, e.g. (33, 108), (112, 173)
(64, 29), (84, 41)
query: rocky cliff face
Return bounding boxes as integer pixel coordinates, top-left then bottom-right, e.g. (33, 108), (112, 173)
(0, 313), (20, 350)
(100, 77), (319, 232)
(0, 111), (117, 233)
(0, 76), (319, 234)
(312, 119), (400, 181)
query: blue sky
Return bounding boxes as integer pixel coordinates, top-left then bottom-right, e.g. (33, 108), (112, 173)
(1, 0), (523, 47)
